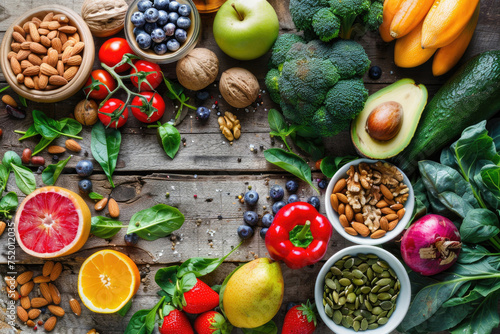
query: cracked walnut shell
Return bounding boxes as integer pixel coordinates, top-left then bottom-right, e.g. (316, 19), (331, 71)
(219, 68), (259, 108)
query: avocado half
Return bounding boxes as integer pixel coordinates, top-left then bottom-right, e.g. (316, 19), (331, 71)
(351, 79), (428, 159)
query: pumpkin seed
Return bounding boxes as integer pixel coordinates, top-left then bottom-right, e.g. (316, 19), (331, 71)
(333, 310), (342, 325)
(353, 278), (365, 286)
(339, 296), (346, 306)
(380, 270), (391, 278)
(339, 278), (351, 286)
(325, 304), (333, 317)
(367, 268), (374, 280)
(357, 263), (369, 272)
(344, 257), (355, 269)
(361, 318), (369, 330)
(364, 300), (373, 311)
(387, 307), (395, 318)
(352, 269), (364, 279)
(379, 284), (391, 293)
(371, 285), (381, 293)
(341, 307), (350, 315)
(378, 292), (392, 301)
(353, 320), (361, 332)
(368, 323), (379, 329)
(346, 284), (355, 294)
(333, 290), (339, 304)
(372, 264), (384, 274)
(372, 306), (383, 315)
(346, 292), (356, 303)
(377, 278), (392, 286)
(377, 260), (389, 269)
(326, 271), (333, 279)
(353, 315), (363, 322)
(367, 254), (378, 259)
(369, 293), (378, 303)
(380, 301), (393, 311)
(331, 267), (342, 276)
(378, 317), (389, 325)
(342, 255), (352, 260)
(360, 286), (371, 294)
(389, 268), (397, 278)
(325, 278), (336, 290)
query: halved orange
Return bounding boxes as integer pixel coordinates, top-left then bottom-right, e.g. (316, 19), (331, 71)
(15, 186), (91, 258)
(78, 249), (140, 313)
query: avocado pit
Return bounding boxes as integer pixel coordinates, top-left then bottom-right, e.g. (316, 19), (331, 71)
(365, 101), (403, 141)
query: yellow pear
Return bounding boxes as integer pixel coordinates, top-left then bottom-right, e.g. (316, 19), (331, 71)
(223, 258), (284, 328)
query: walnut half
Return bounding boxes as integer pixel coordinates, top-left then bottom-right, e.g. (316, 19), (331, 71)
(218, 111), (241, 141)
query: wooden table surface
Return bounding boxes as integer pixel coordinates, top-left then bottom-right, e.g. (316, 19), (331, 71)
(0, 0), (499, 333)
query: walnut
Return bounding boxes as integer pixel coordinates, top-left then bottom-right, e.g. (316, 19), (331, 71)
(358, 163), (373, 189)
(362, 205), (381, 232)
(347, 166), (361, 193)
(368, 185), (382, 205)
(219, 68), (260, 108)
(395, 193), (409, 204)
(176, 48), (219, 91)
(371, 161), (403, 188)
(347, 190), (367, 211)
(81, 0), (128, 37)
(218, 111), (241, 141)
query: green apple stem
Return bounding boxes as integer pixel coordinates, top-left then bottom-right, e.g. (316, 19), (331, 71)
(231, 3), (244, 21)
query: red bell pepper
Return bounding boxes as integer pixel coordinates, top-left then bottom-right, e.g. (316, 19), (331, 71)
(265, 202), (332, 269)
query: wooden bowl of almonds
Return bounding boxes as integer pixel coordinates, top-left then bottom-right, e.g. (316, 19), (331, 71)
(0, 5), (94, 103)
(325, 159), (414, 245)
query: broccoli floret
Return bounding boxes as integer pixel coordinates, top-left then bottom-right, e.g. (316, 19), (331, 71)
(312, 8), (340, 42)
(265, 68), (281, 104)
(329, 0), (371, 39)
(324, 79), (369, 121)
(311, 106), (352, 136)
(363, 1), (384, 31)
(289, 0), (329, 31)
(325, 40), (370, 78)
(270, 34), (304, 68)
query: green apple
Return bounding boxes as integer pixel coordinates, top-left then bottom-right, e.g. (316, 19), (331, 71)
(213, 0), (279, 61)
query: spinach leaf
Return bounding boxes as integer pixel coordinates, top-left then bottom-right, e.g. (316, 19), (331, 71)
(451, 290), (500, 334)
(59, 118), (82, 136)
(264, 148), (318, 192)
(91, 122), (121, 188)
(10, 164), (36, 195)
(242, 321), (278, 334)
(440, 147), (459, 170)
(320, 155), (357, 178)
(413, 303), (473, 333)
(290, 132), (324, 161)
(89, 192), (104, 200)
(0, 164), (10, 195)
(155, 266), (179, 296)
(459, 244), (496, 264)
(473, 163), (500, 211)
(486, 118), (500, 151)
(268, 109), (286, 133)
(3, 151), (22, 168)
(171, 273), (197, 309)
(460, 209), (500, 243)
(158, 123), (181, 159)
(42, 155), (72, 185)
(117, 300), (133, 317)
(124, 309), (149, 334)
(442, 289), (482, 308)
(127, 204), (184, 240)
(32, 109), (61, 139)
(91, 216), (124, 239)
(18, 95), (27, 107)
(145, 296), (165, 333)
(480, 165), (500, 195)
(18, 125), (39, 140)
(219, 264), (243, 317)
(0, 192), (18, 216)
(33, 137), (55, 155)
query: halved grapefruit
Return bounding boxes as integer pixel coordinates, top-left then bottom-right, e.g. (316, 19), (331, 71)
(14, 186), (91, 258)
(78, 249), (140, 313)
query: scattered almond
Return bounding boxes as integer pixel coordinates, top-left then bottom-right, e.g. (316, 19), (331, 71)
(28, 308), (41, 320)
(49, 283), (61, 305)
(65, 139), (81, 152)
(345, 204), (354, 222)
(12, 31), (26, 43)
(50, 262), (63, 281)
(338, 214), (349, 228)
(29, 42), (47, 54)
(63, 66), (79, 81)
(95, 198), (108, 211)
(43, 261), (55, 277)
(11, 57), (22, 75)
(17, 306), (29, 322)
(9, 289), (20, 301)
(20, 296), (31, 309)
(24, 76), (35, 89)
(108, 198), (120, 218)
(390, 203), (404, 211)
(28, 53), (43, 66)
(29, 22), (40, 43)
(69, 298), (82, 316)
(375, 200), (388, 208)
(70, 42), (84, 56)
(52, 38), (62, 53)
(2, 94), (17, 107)
(0, 220), (7, 235)
(67, 55), (82, 66)
(33, 275), (51, 283)
(380, 184), (393, 200)
(39, 282), (53, 303)
(355, 213), (364, 224)
(31, 297), (49, 308)
(44, 316), (57, 332)
(17, 271), (33, 285)
(385, 214), (398, 222)
(47, 145), (66, 154)
(27, 320), (36, 327)
(58, 25), (77, 34)
(4, 275), (17, 288)
(87, 330), (98, 334)
(338, 203), (345, 215)
(23, 65), (40, 76)
(13, 25), (25, 37)
(48, 305), (65, 317)
(381, 207), (396, 215)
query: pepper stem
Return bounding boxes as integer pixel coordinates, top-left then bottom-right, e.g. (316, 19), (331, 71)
(297, 221), (311, 241)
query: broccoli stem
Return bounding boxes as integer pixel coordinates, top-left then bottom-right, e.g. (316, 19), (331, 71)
(340, 15), (357, 39)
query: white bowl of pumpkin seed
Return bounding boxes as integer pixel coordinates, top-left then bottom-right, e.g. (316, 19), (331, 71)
(315, 245), (411, 334)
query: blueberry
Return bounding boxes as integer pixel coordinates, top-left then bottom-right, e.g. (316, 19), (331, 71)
(269, 185), (284, 201)
(144, 8), (159, 23)
(169, 0), (180, 12)
(52, 155), (59, 162)
(75, 160), (93, 177)
(131, 11), (146, 27)
(151, 27), (165, 43)
(196, 90), (210, 101)
(134, 27), (147, 36)
(124, 233), (139, 246)
(369, 66), (382, 80)
(157, 10), (169, 25)
(286, 180), (299, 193)
(176, 16), (191, 29)
(174, 29), (187, 43)
(136, 33), (152, 49)
(286, 302), (298, 312)
(137, 0), (153, 12)
(243, 211), (259, 226)
(272, 201), (286, 214)
(259, 227), (268, 240)
(153, 0), (169, 10)
(40, 306), (48, 314)
(237, 225), (254, 239)
(168, 11), (179, 24)
(261, 213), (274, 228)
(196, 106), (210, 121)
(166, 38), (180, 51)
(163, 22), (176, 36)
(178, 4), (191, 16)
(287, 194), (299, 204)
(244, 190), (259, 206)
(154, 42), (168, 54)
(318, 179), (328, 189)
(144, 22), (157, 34)
(78, 179), (92, 194)
(308, 196), (320, 211)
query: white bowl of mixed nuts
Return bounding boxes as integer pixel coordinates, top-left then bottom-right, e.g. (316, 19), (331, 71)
(325, 159), (414, 245)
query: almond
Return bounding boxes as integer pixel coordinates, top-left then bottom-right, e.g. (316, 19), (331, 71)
(41, 35), (51, 47)
(40, 21), (50, 29)
(16, 73), (25, 83)
(43, 12), (54, 22)
(381, 207), (396, 215)
(31, 297), (49, 308)
(21, 41), (31, 50)
(336, 193), (348, 204)
(352, 222), (370, 237)
(375, 200), (388, 208)
(51, 38), (62, 53)
(95, 198), (108, 211)
(29, 22), (40, 43)
(28, 53), (43, 66)
(61, 46), (73, 63)
(13, 25), (25, 37)
(50, 262), (63, 281)
(11, 42), (21, 52)
(63, 66), (79, 81)
(390, 203), (404, 211)
(48, 283), (61, 305)
(87, 330), (97, 334)
(47, 145), (66, 154)
(333, 179), (347, 193)
(16, 49), (31, 61)
(38, 28), (50, 36)
(48, 21), (61, 30)
(370, 229), (387, 239)
(27, 320), (36, 328)
(338, 203), (345, 215)
(384, 213), (398, 222)
(33, 275), (51, 283)
(57, 60), (64, 76)
(31, 17), (41, 25)
(40, 63), (58, 76)
(65, 139), (81, 152)
(47, 30), (58, 39)
(47, 49), (58, 67)
(59, 32), (68, 44)
(39, 282), (52, 303)
(48, 305), (65, 317)
(344, 227), (358, 236)
(20, 296), (31, 309)
(54, 14), (69, 23)
(69, 33), (80, 43)
(70, 42), (84, 56)
(24, 76), (35, 89)
(22, 22), (30, 34)
(12, 31), (26, 43)
(8, 51), (17, 60)
(380, 184), (393, 200)
(29, 42), (47, 54)
(67, 55), (82, 66)
(397, 208), (406, 220)
(2, 95), (17, 107)
(23, 65), (40, 76)
(9, 289), (20, 301)
(330, 194), (338, 212)
(17, 271), (34, 285)
(380, 217), (389, 231)
(4, 275), (17, 288)
(58, 25), (77, 34)
(388, 219), (399, 231)
(43, 261), (55, 276)
(33, 76), (40, 90)
(108, 198), (120, 218)
(44, 316), (57, 332)
(69, 298), (82, 316)
(17, 306), (29, 322)
(39, 74), (49, 90)
(10, 57), (22, 75)
(62, 40), (76, 51)
(355, 213), (364, 223)
(339, 214), (349, 228)
(28, 308), (41, 320)
(345, 204), (354, 222)
(21, 60), (33, 70)
(49, 75), (68, 86)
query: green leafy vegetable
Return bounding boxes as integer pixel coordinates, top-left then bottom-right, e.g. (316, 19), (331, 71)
(155, 266), (179, 296)
(127, 204), (184, 240)
(117, 300), (133, 317)
(89, 192), (104, 200)
(162, 74), (196, 121)
(320, 155), (357, 178)
(91, 122), (121, 188)
(2, 151), (22, 168)
(460, 209), (500, 243)
(91, 216), (125, 239)
(158, 123), (181, 159)
(124, 309), (149, 334)
(42, 155), (72, 185)
(0, 192), (18, 218)
(10, 164), (36, 195)
(241, 321), (278, 334)
(18, 95), (27, 107)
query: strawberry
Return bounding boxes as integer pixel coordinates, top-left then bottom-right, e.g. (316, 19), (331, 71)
(159, 307), (194, 334)
(282, 300), (317, 334)
(194, 311), (233, 334)
(182, 278), (220, 314)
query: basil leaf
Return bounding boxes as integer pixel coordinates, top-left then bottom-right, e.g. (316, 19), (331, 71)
(32, 109), (61, 139)
(19, 125), (39, 140)
(158, 123), (181, 159)
(124, 309), (149, 334)
(0, 192), (18, 213)
(242, 321), (278, 334)
(33, 137), (55, 155)
(42, 155), (72, 185)
(268, 109), (286, 133)
(460, 208), (500, 243)
(117, 300), (133, 317)
(145, 296), (165, 333)
(264, 148), (318, 192)
(291, 133), (324, 161)
(91, 122), (121, 188)
(320, 155), (357, 178)
(155, 266), (179, 296)
(89, 192), (104, 200)
(2, 151), (22, 168)
(10, 164), (36, 195)
(219, 264), (243, 317)
(0, 164), (9, 194)
(172, 273), (197, 309)
(127, 204), (184, 240)
(59, 118), (82, 136)
(91, 216), (124, 239)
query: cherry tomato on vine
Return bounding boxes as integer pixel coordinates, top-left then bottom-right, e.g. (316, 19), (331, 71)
(83, 70), (117, 100)
(98, 98), (129, 128)
(98, 38), (135, 73)
(131, 92), (165, 123)
(130, 60), (162, 91)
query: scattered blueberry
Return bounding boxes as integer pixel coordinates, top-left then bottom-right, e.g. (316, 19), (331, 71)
(40, 306), (48, 314)
(136, 33), (152, 49)
(78, 179), (92, 194)
(237, 225), (254, 239)
(308, 196), (320, 211)
(174, 29), (187, 43)
(178, 4), (191, 17)
(243, 211), (259, 226)
(269, 185), (284, 201)
(154, 42), (168, 54)
(153, 0), (170, 10)
(144, 22), (157, 34)
(196, 106), (210, 121)
(144, 8), (159, 23)
(124, 233), (139, 246)
(286, 302), (298, 312)
(163, 22), (176, 36)
(157, 10), (169, 26)
(168, 0), (180, 12)
(196, 90), (210, 101)
(261, 213), (274, 228)
(76, 160), (94, 177)
(168, 11), (179, 24)
(176, 16), (191, 30)
(318, 179), (328, 189)
(244, 190), (259, 206)
(369, 66), (382, 80)
(52, 155), (59, 162)
(137, 0), (153, 12)
(287, 194), (299, 204)
(259, 228), (268, 240)
(272, 201), (286, 214)
(131, 11), (146, 27)
(166, 38), (180, 51)
(151, 27), (165, 43)
(286, 180), (299, 193)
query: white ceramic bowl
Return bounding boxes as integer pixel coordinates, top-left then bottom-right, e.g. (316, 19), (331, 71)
(325, 159), (414, 245)
(315, 245), (411, 334)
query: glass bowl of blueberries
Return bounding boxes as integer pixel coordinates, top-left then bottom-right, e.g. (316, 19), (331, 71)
(125, 0), (201, 64)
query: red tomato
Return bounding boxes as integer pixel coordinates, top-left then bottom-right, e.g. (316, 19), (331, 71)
(83, 70), (117, 100)
(98, 38), (135, 73)
(130, 60), (163, 91)
(131, 92), (165, 123)
(315, 159), (323, 170)
(98, 98), (129, 128)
